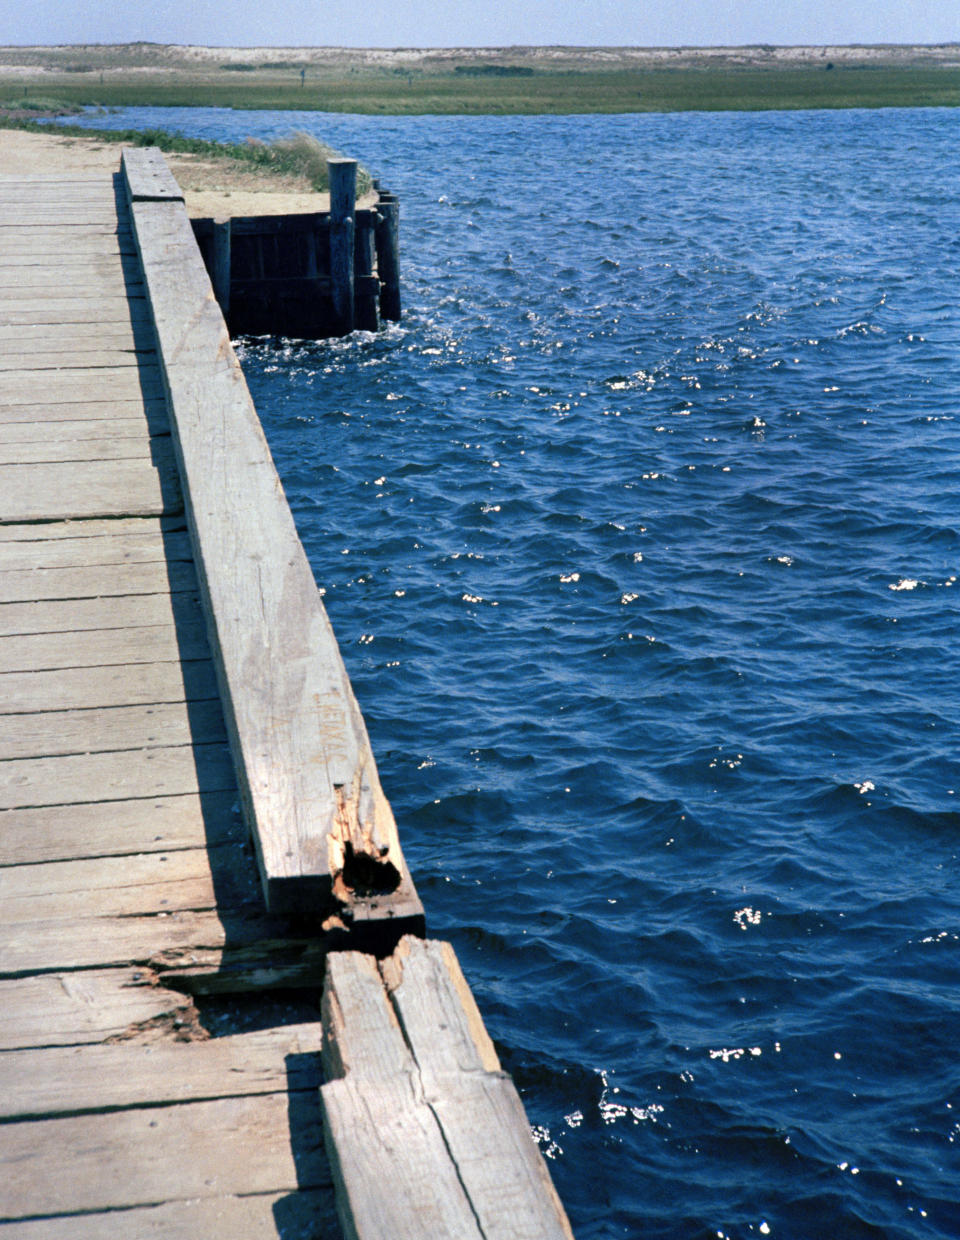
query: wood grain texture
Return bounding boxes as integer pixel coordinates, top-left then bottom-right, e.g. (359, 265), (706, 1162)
(0, 1091), (329, 1219)
(0, 658), (220, 713)
(0, 1023), (324, 1119)
(0, 967), (195, 1050)
(0, 741), (235, 811)
(0, 698), (226, 761)
(0, 618), (210, 673)
(0, 398), (168, 429)
(321, 938), (575, 1240)
(0, 788), (238, 865)
(0, 453), (181, 523)
(0, 554), (197, 604)
(1, 363), (162, 404)
(0, 591), (201, 639)
(125, 148), (422, 935)
(0, 1189), (340, 1240)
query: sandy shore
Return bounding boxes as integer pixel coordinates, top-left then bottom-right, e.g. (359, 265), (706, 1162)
(0, 126), (361, 217)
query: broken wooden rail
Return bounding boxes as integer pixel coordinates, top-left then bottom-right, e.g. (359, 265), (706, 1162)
(123, 147), (421, 944)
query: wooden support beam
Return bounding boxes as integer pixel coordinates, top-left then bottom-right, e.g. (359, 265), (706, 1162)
(375, 194), (402, 322)
(122, 148), (423, 943)
(329, 158), (356, 335)
(321, 937), (574, 1240)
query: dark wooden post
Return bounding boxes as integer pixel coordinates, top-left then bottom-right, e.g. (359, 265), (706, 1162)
(328, 158), (356, 335)
(354, 212), (380, 333)
(374, 192), (401, 322)
(211, 217), (231, 317)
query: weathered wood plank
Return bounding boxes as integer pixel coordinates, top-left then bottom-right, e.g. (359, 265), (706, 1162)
(0, 908), (230, 977)
(0, 436), (157, 465)
(0, 398), (168, 428)
(126, 149), (422, 938)
(1, 364), (162, 404)
(0, 557), (196, 604)
(0, 298), (149, 326)
(321, 938), (574, 1240)
(1, 848), (225, 931)
(0, 350), (146, 371)
(0, 319), (145, 344)
(0, 697), (224, 762)
(321, 950), (485, 1240)
(0, 787), (238, 865)
(0, 1023), (323, 1120)
(0, 281), (145, 303)
(0, 967), (195, 1050)
(0, 1092), (330, 1219)
(0, 658), (220, 713)
(0, 417), (163, 444)
(0, 741), (235, 811)
(0, 525), (189, 570)
(0, 618), (210, 673)
(125, 146), (185, 202)
(0, 592), (200, 640)
(0, 1189), (340, 1240)
(0, 514), (184, 543)
(0, 452), (181, 523)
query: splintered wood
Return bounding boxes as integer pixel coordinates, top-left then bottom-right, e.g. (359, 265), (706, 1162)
(321, 937), (574, 1240)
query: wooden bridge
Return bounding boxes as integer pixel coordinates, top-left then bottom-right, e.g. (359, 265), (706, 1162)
(0, 147), (573, 1238)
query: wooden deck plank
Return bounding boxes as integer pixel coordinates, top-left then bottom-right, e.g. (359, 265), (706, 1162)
(127, 154), (422, 936)
(0, 453), (182, 523)
(0, 619), (210, 673)
(0, 299), (149, 326)
(0, 789), (239, 866)
(0, 351), (147, 371)
(0, 1023), (323, 1119)
(0, 967), (196, 1050)
(0, 740), (236, 811)
(0, 398), (168, 428)
(0, 282), (146, 304)
(1, 849), (224, 931)
(0, 321), (145, 344)
(0, 558), (197, 604)
(0, 697), (226, 761)
(1, 364), (163, 404)
(0, 526), (190, 570)
(0, 658), (220, 713)
(0, 436), (159, 465)
(0, 1189), (341, 1240)
(0, 593), (201, 639)
(0, 1092), (330, 1219)
(0, 515), (184, 542)
(0, 417), (162, 444)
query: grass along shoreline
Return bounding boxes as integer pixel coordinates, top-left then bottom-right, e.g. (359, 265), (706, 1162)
(2, 43), (960, 114)
(0, 115), (372, 196)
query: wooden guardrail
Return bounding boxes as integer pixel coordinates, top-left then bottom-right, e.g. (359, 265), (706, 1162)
(122, 147), (422, 944)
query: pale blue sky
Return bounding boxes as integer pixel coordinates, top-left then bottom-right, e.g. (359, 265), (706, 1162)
(5, 0), (959, 49)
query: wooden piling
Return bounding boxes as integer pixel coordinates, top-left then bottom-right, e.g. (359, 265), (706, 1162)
(210, 217), (231, 315)
(354, 210), (380, 333)
(328, 158), (357, 335)
(375, 194), (402, 323)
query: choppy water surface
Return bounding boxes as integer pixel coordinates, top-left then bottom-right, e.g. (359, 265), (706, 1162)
(82, 105), (960, 1237)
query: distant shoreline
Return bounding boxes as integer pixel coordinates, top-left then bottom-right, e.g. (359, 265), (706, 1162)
(2, 43), (959, 115)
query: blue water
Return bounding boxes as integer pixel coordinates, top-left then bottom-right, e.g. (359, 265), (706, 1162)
(73, 105), (960, 1237)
